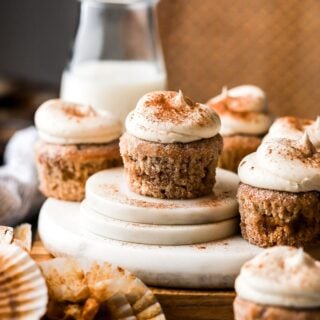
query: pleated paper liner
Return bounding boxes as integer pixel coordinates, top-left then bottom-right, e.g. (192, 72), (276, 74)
(0, 223), (32, 252)
(40, 257), (165, 320)
(0, 244), (48, 320)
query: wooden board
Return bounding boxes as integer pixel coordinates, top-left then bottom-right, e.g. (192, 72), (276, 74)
(31, 238), (235, 320)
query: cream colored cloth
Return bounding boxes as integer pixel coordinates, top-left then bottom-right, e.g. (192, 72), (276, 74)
(0, 127), (43, 225)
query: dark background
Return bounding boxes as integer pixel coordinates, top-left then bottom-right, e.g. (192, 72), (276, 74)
(0, 0), (78, 87)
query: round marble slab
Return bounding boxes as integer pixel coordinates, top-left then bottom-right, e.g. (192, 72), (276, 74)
(80, 202), (238, 245)
(85, 168), (239, 225)
(38, 198), (263, 288)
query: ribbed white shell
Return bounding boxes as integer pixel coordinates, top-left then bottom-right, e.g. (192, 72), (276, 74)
(0, 244), (48, 320)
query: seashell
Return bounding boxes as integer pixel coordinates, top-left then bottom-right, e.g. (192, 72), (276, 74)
(40, 257), (165, 320)
(0, 244), (48, 320)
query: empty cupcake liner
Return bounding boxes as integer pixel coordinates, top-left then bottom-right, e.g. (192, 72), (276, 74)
(40, 257), (165, 320)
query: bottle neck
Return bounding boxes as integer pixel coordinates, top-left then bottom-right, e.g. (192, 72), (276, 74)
(69, 0), (163, 68)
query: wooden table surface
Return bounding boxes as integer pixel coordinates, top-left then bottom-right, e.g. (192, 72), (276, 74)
(31, 238), (235, 320)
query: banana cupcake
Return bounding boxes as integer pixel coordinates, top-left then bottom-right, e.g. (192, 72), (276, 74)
(237, 133), (320, 247)
(35, 99), (122, 201)
(207, 85), (272, 172)
(234, 246), (320, 320)
(265, 116), (320, 150)
(120, 90), (222, 199)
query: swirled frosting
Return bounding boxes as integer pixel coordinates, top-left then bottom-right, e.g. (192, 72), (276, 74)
(235, 246), (320, 308)
(35, 99), (122, 144)
(207, 85), (272, 136)
(238, 133), (320, 192)
(125, 90), (221, 143)
(265, 116), (320, 150)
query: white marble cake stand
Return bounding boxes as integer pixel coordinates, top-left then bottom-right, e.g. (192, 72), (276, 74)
(84, 167), (239, 225)
(38, 199), (320, 288)
(38, 198), (266, 288)
(81, 202), (238, 245)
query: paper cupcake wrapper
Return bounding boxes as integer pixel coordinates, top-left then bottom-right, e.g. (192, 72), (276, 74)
(0, 244), (48, 320)
(0, 223), (32, 252)
(40, 257), (165, 320)
(106, 292), (134, 319)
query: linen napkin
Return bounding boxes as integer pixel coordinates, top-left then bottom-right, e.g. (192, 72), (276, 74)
(0, 126), (43, 225)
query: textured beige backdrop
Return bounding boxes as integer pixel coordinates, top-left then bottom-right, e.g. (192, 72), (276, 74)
(158, 0), (320, 118)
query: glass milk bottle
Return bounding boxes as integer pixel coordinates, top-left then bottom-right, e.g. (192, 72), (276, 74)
(60, 0), (167, 123)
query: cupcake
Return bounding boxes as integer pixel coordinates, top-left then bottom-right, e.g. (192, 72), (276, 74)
(120, 90), (222, 199)
(265, 116), (320, 150)
(234, 246), (320, 320)
(207, 85), (272, 172)
(35, 99), (122, 201)
(237, 133), (320, 247)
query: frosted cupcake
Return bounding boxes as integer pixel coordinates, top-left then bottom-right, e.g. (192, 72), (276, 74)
(120, 90), (222, 199)
(207, 85), (272, 172)
(234, 246), (320, 320)
(35, 99), (122, 201)
(237, 133), (320, 247)
(265, 116), (320, 150)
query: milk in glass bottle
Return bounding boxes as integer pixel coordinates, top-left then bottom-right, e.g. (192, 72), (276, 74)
(60, 0), (167, 123)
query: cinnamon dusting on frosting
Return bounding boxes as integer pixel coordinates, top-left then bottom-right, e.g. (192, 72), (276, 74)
(143, 91), (206, 125)
(125, 90), (221, 143)
(286, 116), (313, 131)
(298, 132), (317, 156)
(238, 134), (320, 192)
(235, 246), (320, 308)
(270, 135), (319, 167)
(60, 102), (97, 119)
(35, 99), (122, 145)
(265, 116), (320, 150)
(211, 98), (261, 121)
(207, 85), (271, 136)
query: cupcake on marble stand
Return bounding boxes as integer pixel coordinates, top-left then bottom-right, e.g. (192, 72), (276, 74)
(80, 90), (239, 246)
(120, 90), (223, 199)
(207, 85), (272, 172)
(34, 99), (122, 201)
(234, 246), (320, 320)
(237, 132), (320, 247)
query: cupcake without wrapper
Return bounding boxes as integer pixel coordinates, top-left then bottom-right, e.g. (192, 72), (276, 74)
(234, 246), (320, 320)
(207, 85), (272, 172)
(120, 90), (223, 199)
(237, 132), (320, 247)
(34, 99), (123, 201)
(265, 115), (320, 150)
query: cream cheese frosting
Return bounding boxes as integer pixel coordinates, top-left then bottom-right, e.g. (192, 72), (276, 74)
(235, 246), (320, 308)
(125, 90), (221, 143)
(207, 85), (272, 136)
(238, 133), (320, 192)
(35, 99), (122, 144)
(265, 116), (320, 150)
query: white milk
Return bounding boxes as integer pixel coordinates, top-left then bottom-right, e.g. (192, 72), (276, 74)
(60, 60), (167, 123)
